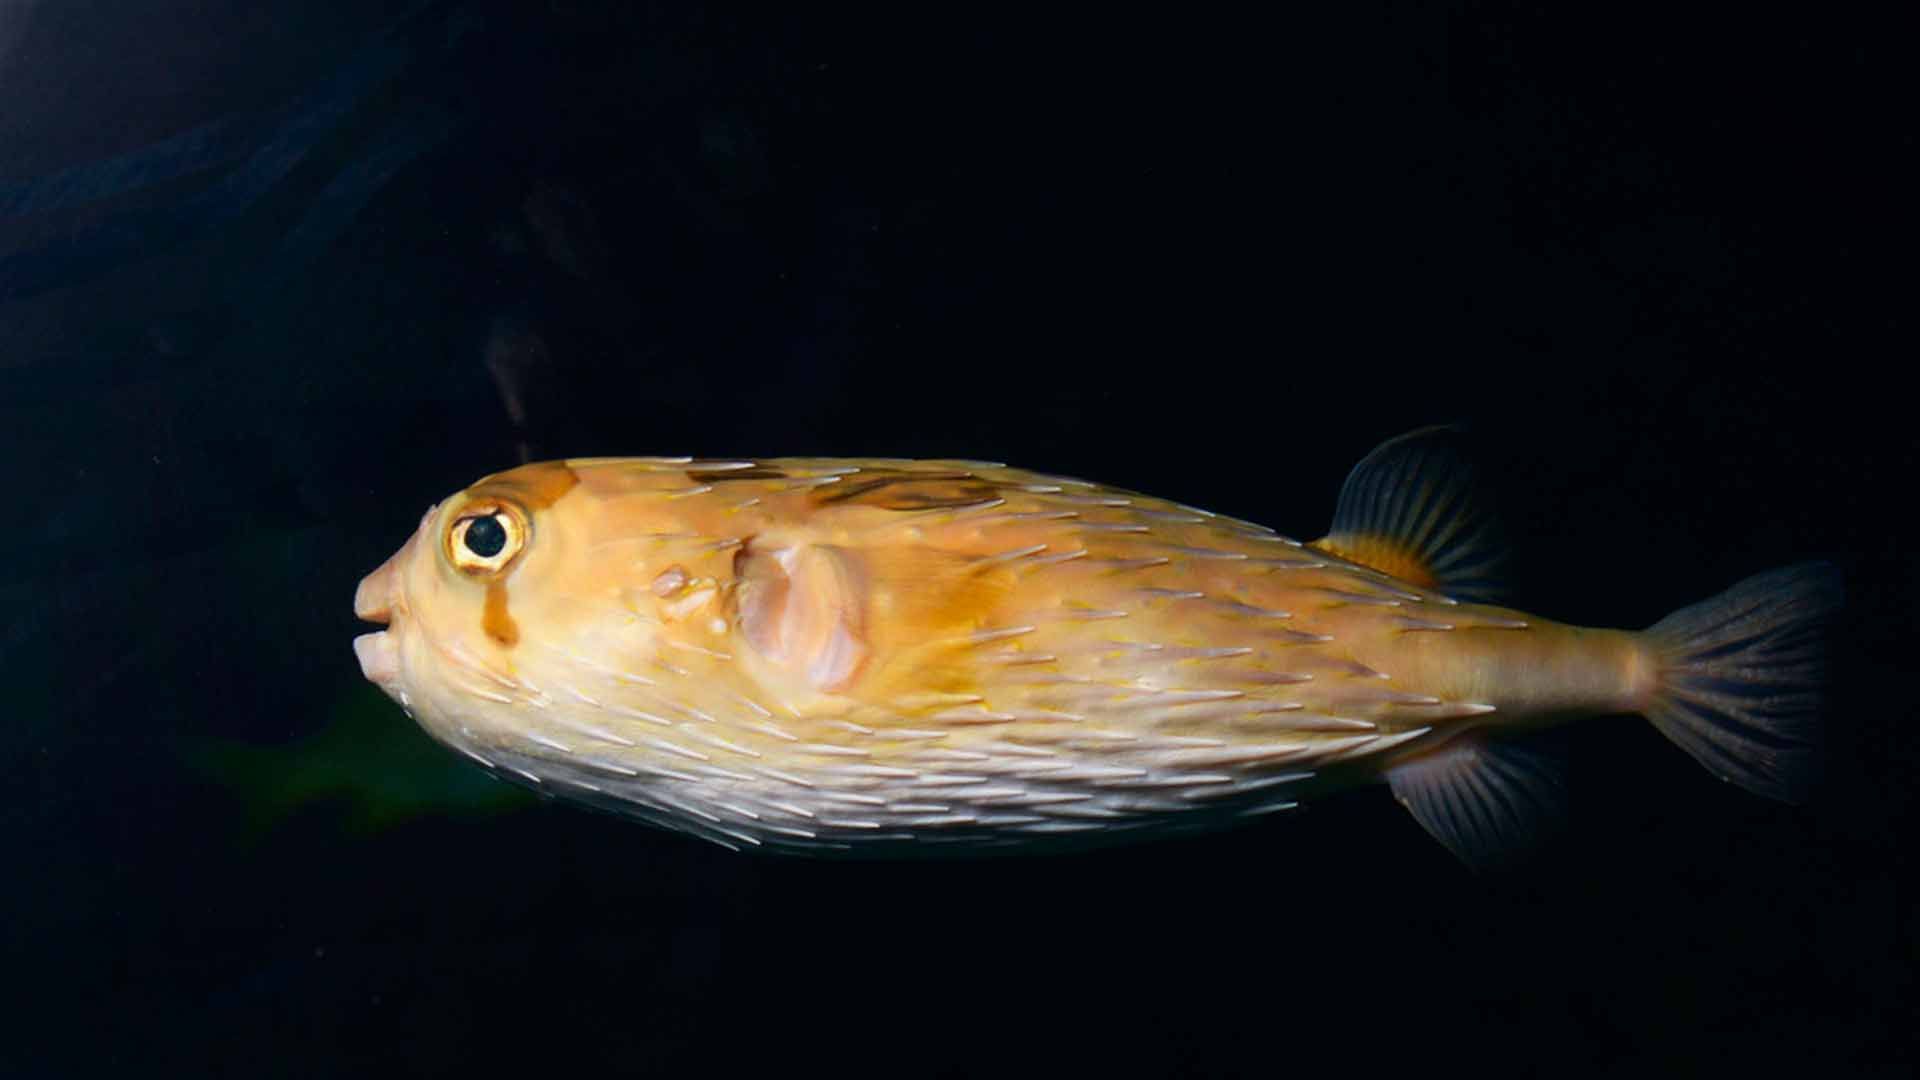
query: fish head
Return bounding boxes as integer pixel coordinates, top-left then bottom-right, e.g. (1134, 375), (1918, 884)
(352, 459), (799, 773)
(353, 461), (642, 734)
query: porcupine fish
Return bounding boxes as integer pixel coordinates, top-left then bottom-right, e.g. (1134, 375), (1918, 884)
(352, 429), (1839, 864)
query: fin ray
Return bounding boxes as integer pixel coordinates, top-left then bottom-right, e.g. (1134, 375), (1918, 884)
(1387, 737), (1566, 868)
(1315, 426), (1504, 602)
(1643, 562), (1841, 803)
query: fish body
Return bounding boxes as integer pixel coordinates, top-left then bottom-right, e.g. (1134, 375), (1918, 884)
(354, 432), (1837, 862)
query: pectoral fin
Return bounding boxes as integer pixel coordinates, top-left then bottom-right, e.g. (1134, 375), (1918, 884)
(734, 541), (870, 692)
(1386, 738), (1565, 868)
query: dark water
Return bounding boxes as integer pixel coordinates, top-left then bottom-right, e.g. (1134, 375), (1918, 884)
(5, 2), (1911, 1073)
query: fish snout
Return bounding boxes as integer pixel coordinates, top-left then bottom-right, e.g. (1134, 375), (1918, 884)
(354, 554), (405, 693)
(355, 503), (436, 625)
(355, 506), (434, 694)
(354, 559), (396, 625)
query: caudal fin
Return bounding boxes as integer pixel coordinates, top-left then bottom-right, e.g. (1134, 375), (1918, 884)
(1644, 561), (1842, 803)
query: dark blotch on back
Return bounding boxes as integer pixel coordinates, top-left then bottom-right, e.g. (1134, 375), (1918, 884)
(814, 473), (1001, 510)
(689, 467), (790, 483)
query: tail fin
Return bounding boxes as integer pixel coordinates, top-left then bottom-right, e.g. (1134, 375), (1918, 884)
(1644, 561), (1842, 803)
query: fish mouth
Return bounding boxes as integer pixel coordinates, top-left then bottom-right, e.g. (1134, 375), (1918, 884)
(354, 629), (402, 689)
(354, 504), (437, 696)
(354, 547), (409, 691)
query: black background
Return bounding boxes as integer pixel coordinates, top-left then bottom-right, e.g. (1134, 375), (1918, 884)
(4, 2), (1911, 1074)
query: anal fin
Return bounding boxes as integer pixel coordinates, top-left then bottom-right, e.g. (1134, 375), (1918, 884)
(1386, 738), (1565, 869)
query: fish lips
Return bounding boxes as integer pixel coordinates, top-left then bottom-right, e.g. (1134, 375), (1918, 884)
(353, 554), (403, 697)
(354, 510), (429, 697)
(353, 630), (403, 698)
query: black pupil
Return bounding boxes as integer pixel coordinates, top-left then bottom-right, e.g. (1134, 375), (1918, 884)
(464, 515), (507, 557)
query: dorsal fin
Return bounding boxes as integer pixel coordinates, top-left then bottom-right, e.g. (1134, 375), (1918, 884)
(1312, 426), (1505, 602)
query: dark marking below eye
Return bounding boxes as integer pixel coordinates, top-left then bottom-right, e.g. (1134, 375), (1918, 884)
(484, 581), (520, 647)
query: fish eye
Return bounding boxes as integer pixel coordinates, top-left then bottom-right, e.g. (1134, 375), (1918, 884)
(465, 516), (507, 556)
(445, 503), (528, 577)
